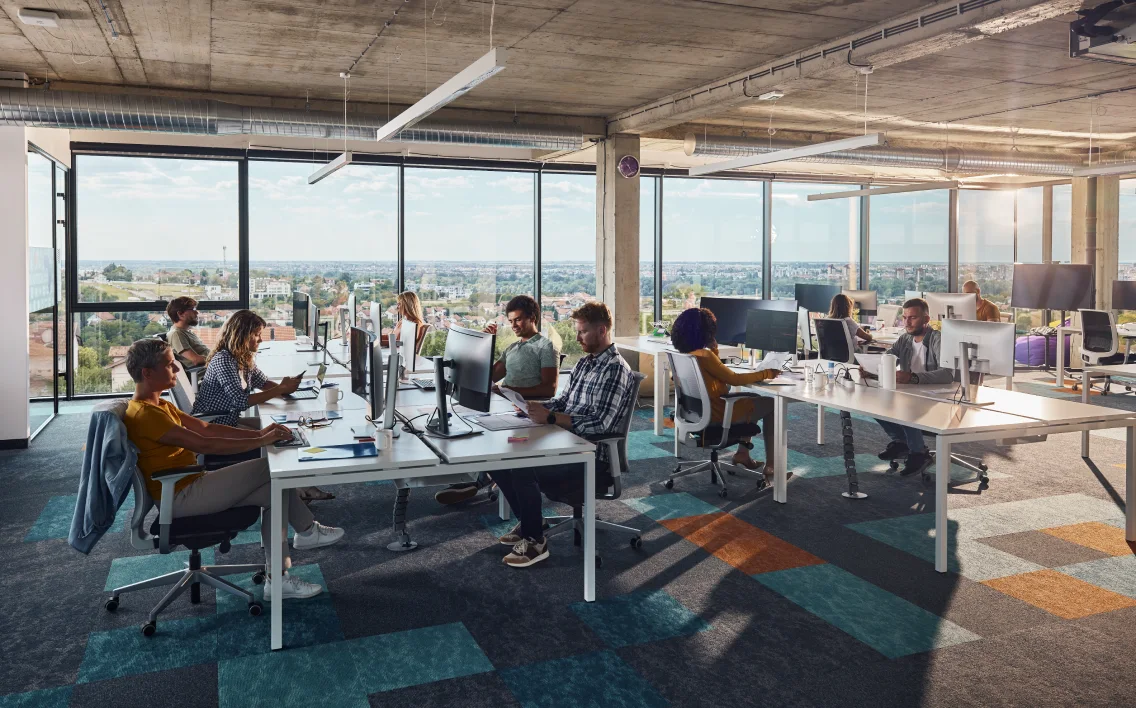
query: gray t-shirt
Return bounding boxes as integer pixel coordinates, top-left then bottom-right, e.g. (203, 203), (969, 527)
(501, 333), (559, 388)
(168, 327), (208, 366)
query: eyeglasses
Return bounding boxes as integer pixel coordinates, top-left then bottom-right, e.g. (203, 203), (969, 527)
(297, 416), (332, 430)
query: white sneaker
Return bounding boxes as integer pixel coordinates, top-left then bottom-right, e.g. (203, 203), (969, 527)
(263, 574), (323, 600)
(293, 521), (345, 550)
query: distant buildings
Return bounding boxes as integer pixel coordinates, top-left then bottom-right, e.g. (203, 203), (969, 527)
(251, 278), (292, 300)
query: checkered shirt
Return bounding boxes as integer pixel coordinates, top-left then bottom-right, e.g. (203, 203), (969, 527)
(191, 349), (267, 427)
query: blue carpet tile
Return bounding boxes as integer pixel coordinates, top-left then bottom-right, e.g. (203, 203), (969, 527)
(570, 589), (710, 649)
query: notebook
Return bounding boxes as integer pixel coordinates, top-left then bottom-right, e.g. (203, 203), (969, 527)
(297, 442), (379, 461)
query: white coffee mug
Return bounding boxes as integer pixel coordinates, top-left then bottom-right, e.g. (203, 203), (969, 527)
(323, 385), (344, 406)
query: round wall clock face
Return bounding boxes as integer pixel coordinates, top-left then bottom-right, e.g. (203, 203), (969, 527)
(617, 155), (640, 178)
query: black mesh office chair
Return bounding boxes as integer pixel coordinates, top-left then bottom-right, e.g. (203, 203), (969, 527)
(1075, 309), (1127, 395)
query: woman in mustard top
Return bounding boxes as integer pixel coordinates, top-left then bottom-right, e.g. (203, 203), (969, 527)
(671, 307), (779, 475)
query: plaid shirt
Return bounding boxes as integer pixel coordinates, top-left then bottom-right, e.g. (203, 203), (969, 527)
(546, 344), (636, 461)
(191, 349), (267, 427)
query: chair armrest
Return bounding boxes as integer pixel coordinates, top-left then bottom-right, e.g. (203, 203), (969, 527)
(154, 465), (203, 553)
(582, 434), (623, 481)
(583, 433), (623, 443)
(721, 391), (762, 399)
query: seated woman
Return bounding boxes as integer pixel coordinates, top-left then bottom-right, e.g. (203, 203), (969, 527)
(380, 291), (429, 359)
(670, 307), (780, 475)
(192, 310), (331, 501)
(828, 293), (874, 349)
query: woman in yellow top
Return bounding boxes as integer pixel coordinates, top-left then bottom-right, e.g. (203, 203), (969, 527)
(670, 307), (780, 474)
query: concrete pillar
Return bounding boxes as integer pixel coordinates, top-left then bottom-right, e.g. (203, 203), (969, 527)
(0, 127), (30, 446)
(595, 134), (640, 338)
(1096, 176), (1119, 310)
(1071, 177), (1095, 268)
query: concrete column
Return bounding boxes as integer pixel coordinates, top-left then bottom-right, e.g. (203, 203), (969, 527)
(0, 127), (29, 446)
(1096, 176), (1119, 310)
(595, 134), (640, 337)
(1071, 177), (1095, 268)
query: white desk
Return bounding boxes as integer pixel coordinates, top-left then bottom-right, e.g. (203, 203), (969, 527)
(256, 352), (351, 381)
(256, 388), (370, 414)
(1055, 324), (1136, 388)
(737, 377), (1136, 574)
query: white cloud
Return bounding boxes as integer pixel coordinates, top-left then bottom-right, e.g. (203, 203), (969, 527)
(488, 174), (532, 193)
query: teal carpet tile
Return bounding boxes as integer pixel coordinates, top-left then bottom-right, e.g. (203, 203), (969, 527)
(25, 493), (133, 543)
(480, 507), (566, 539)
(571, 589), (710, 649)
(1058, 556), (1136, 598)
(104, 549), (216, 591)
(217, 622), (492, 708)
(626, 431), (674, 461)
(231, 519), (295, 546)
(621, 492), (721, 522)
(754, 564), (981, 659)
(0, 686), (71, 708)
(500, 650), (668, 708)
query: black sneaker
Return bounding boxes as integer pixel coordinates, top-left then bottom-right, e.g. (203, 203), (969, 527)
(435, 483), (479, 506)
(503, 537), (549, 568)
(900, 452), (933, 477)
(878, 441), (910, 461)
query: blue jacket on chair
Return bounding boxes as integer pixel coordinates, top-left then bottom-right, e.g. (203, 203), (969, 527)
(69, 402), (137, 554)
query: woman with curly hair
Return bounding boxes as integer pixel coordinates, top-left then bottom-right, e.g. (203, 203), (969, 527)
(670, 307), (780, 475)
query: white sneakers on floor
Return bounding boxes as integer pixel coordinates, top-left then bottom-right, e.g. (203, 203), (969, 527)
(263, 574), (323, 600)
(293, 521), (345, 550)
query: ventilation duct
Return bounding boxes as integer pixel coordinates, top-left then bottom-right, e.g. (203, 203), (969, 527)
(0, 88), (583, 151)
(684, 133), (1084, 177)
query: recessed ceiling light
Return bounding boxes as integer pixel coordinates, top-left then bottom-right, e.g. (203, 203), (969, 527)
(757, 90), (784, 101)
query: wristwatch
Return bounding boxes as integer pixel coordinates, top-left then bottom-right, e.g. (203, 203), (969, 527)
(546, 412), (558, 425)
(910, 373), (920, 384)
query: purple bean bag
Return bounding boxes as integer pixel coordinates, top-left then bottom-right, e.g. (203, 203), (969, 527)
(1015, 334), (1070, 366)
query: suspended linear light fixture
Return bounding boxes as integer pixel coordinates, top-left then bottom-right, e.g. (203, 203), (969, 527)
(309, 72), (355, 185)
(807, 180), (959, 201)
(688, 132), (882, 177)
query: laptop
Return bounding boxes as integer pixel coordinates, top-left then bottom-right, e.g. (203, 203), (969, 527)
(285, 363), (327, 400)
(411, 377), (435, 391)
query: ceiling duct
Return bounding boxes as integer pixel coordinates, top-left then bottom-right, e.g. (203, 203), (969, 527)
(684, 133), (1083, 177)
(0, 88), (582, 151)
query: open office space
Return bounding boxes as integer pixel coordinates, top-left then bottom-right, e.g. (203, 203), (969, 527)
(7, 0), (1136, 706)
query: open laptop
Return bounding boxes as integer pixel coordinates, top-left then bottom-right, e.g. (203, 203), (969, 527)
(285, 363), (328, 400)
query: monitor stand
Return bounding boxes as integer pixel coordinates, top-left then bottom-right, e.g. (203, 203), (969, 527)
(423, 357), (477, 438)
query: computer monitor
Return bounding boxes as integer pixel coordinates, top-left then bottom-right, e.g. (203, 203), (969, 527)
(339, 293), (356, 339)
(349, 326), (373, 399)
(293, 294), (310, 338)
(940, 319), (1015, 380)
(745, 309), (798, 354)
(367, 339), (400, 431)
(1114, 280), (1136, 311)
(795, 283), (841, 314)
(369, 301), (382, 336)
(925, 292), (977, 321)
(700, 296), (790, 346)
(397, 320), (418, 377)
(904, 289), (925, 303)
(1010, 263), (1095, 311)
(842, 289), (878, 317)
(425, 326), (495, 437)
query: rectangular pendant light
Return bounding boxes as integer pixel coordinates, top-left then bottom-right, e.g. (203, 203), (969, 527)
(688, 133), (882, 177)
(308, 151), (353, 185)
(1072, 161), (1136, 178)
(807, 180), (958, 201)
(375, 47), (508, 143)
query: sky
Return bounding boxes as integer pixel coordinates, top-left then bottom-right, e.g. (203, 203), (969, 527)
(72, 155), (1136, 266)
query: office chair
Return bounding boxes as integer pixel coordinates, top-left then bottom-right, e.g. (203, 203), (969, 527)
(664, 352), (766, 498)
(543, 373), (647, 566)
(1074, 309), (1127, 395)
(170, 368), (261, 470)
(815, 318), (857, 364)
(95, 401), (265, 636)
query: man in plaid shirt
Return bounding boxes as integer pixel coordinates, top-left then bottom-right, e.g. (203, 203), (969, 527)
(492, 302), (639, 568)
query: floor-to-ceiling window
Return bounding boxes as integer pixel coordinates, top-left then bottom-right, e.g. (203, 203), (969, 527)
(248, 161), (398, 339)
(770, 182), (860, 299)
(540, 172), (592, 365)
(1120, 179), (1136, 281)
(867, 189), (949, 303)
(405, 168), (535, 357)
(958, 189), (1016, 307)
(28, 151), (56, 433)
(1014, 187), (1047, 330)
(661, 177), (764, 325)
(1053, 184), (1072, 264)
(640, 176), (657, 333)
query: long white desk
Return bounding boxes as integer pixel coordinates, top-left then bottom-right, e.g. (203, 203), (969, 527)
(736, 376), (1136, 574)
(1054, 323), (1136, 388)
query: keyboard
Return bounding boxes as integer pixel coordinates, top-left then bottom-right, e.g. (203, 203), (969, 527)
(285, 388), (318, 400)
(411, 378), (436, 391)
(274, 428), (310, 448)
(1030, 327), (1057, 337)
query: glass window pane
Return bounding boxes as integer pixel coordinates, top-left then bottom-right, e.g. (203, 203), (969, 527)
(540, 172), (593, 365)
(248, 161), (398, 339)
(1121, 179), (1136, 280)
(1053, 185), (1072, 263)
(77, 156), (239, 304)
(770, 182), (859, 298)
(28, 152), (54, 403)
(867, 190), (949, 304)
(662, 177), (763, 324)
(640, 176), (656, 333)
(405, 168), (535, 358)
(958, 190), (1015, 306)
(1016, 187), (1044, 264)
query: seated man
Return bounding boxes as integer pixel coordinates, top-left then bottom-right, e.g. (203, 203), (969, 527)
(122, 338), (345, 599)
(962, 280), (1002, 322)
(166, 296), (209, 368)
(434, 294), (560, 506)
(491, 301), (638, 568)
(873, 298), (954, 477)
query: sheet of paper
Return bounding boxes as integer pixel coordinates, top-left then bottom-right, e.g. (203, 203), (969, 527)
(854, 353), (883, 376)
(756, 351), (794, 372)
(497, 386), (528, 411)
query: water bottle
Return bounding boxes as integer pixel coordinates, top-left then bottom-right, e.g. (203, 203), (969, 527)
(827, 362), (835, 387)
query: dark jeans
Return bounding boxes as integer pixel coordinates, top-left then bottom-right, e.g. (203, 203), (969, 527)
(876, 419), (927, 454)
(489, 461), (610, 541)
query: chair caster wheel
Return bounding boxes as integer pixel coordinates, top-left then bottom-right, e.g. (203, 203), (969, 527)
(664, 479), (674, 490)
(252, 571), (266, 585)
(104, 597), (119, 612)
(889, 461), (900, 472)
(141, 622), (156, 637)
(488, 490), (499, 503)
(718, 488), (728, 499)
(630, 536), (642, 549)
(248, 601), (263, 617)
(595, 555), (603, 569)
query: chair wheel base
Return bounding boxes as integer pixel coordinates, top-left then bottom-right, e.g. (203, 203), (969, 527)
(630, 536), (642, 549)
(664, 479), (674, 490)
(104, 597), (119, 612)
(842, 491), (869, 500)
(387, 539), (419, 552)
(252, 571), (266, 585)
(248, 601), (263, 617)
(141, 622), (156, 637)
(718, 488), (728, 499)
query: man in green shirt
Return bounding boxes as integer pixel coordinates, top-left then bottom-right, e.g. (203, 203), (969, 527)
(166, 296), (209, 368)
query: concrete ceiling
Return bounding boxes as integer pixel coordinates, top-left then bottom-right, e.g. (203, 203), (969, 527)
(1, 0), (1134, 163)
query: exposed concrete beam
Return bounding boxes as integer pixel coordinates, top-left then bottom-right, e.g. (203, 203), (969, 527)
(607, 0), (1082, 135)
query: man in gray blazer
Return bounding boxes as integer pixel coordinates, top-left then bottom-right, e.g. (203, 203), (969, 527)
(876, 298), (953, 477)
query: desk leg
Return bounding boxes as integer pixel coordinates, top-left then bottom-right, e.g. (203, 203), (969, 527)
(1082, 371), (1092, 458)
(1056, 327), (1066, 388)
(270, 480), (284, 651)
(817, 405), (825, 445)
(774, 396), (789, 504)
(584, 457), (596, 602)
(654, 354), (666, 437)
(1127, 426), (1136, 544)
(935, 436), (950, 574)
(498, 485), (511, 522)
